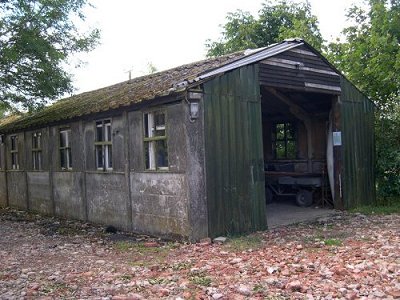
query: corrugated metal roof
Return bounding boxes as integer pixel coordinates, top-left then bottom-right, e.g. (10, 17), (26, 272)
(197, 40), (303, 82)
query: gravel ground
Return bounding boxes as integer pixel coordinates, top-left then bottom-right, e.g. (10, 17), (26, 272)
(0, 208), (399, 300)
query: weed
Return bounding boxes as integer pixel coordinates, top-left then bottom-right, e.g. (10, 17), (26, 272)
(189, 270), (212, 287)
(253, 283), (265, 293)
(224, 234), (263, 252)
(114, 241), (134, 251)
(350, 201), (400, 215)
(119, 274), (133, 281)
(149, 277), (173, 285)
(41, 282), (70, 295)
(323, 238), (342, 246)
(172, 261), (193, 271)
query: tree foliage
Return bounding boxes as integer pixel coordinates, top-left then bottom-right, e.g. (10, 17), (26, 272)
(0, 0), (100, 111)
(205, 0), (323, 57)
(328, 0), (400, 200)
(327, 0), (400, 112)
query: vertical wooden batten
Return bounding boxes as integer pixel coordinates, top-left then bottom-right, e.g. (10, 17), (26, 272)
(123, 111), (133, 231)
(332, 96), (344, 209)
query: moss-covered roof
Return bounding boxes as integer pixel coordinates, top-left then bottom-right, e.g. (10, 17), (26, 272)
(0, 114), (22, 129)
(0, 52), (245, 133)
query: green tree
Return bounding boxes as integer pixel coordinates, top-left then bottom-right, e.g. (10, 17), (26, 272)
(328, 0), (400, 201)
(0, 0), (100, 111)
(205, 0), (323, 57)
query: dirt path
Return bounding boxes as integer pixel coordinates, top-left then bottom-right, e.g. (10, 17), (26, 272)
(0, 208), (399, 299)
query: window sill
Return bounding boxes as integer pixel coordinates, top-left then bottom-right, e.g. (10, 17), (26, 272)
(86, 170), (124, 175)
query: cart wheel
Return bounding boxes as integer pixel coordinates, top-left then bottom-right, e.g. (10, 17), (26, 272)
(266, 187), (274, 204)
(296, 190), (313, 207)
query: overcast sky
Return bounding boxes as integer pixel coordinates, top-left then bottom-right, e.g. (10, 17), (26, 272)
(69, 0), (361, 94)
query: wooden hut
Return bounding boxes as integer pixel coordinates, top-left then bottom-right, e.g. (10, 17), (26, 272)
(0, 39), (375, 239)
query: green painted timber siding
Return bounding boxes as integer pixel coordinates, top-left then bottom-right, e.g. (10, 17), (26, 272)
(340, 77), (376, 208)
(204, 64), (266, 237)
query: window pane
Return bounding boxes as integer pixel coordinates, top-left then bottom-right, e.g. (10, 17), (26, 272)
(60, 149), (66, 169)
(12, 153), (17, 169)
(155, 139), (168, 168)
(144, 113), (155, 138)
(144, 141), (157, 170)
(276, 141), (286, 159)
(33, 152), (40, 170)
(60, 131), (67, 147)
(38, 152), (42, 169)
(106, 124), (112, 142)
(11, 136), (15, 150)
(67, 148), (72, 169)
(96, 122), (103, 141)
(276, 123), (285, 140)
(32, 134), (37, 149)
(37, 133), (41, 148)
(144, 142), (150, 170)
(154, 112), (166, 136)
(96, 145), (103, 168)
(286, 123), (295, 140)
(106, 145), (112, 169)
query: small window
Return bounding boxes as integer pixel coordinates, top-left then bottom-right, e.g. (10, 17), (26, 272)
(60, 128), (72, 170)
(144, 111), (168, 170)
(10, 135), (19, 170)
(272, 122), (296, 159)
(32, 131), (42, 170)
(95, 120), (112, 170)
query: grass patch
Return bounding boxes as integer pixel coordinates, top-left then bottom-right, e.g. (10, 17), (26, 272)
(323, 238), (342, 246)
(114, 241), (173, 253)
(189, 270), (212, 287)
(119, 274), (133, 281)
(172, 261), (193, 271)
(253, 283), (266, 293)
(350, 201), (400, 215)
(149, 277), (174, 285)
(41, 282), (71, 295)
(223, 234), (263, 252)
(121, 242), (176, 268)
(114, 241), (135, 251)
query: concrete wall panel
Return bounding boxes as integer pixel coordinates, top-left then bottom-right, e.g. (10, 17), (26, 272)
(27, 172), (52, 214)
(86, 173), (129, 229)
(7, 171), (27, 209)
(130, 172), (189, 238)
(53, 172), (85, 220)
(0, 172), (7, 206)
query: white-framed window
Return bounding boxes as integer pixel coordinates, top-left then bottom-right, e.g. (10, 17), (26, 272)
(60, 128), (72, 170)
(10, 135), (19, 170)
(95, 120), (112, 170)
(32, 131), (42, 170)
(144, 111), (168, 171)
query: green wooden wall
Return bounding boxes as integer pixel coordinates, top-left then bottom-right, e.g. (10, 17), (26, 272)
(203, 65), (266, 237)
(340, 77), (376, 208)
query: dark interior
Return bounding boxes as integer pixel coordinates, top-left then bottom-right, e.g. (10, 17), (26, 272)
(260, 85), (334, 207)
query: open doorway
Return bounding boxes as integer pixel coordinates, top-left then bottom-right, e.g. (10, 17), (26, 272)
(260, 85), (337, 227)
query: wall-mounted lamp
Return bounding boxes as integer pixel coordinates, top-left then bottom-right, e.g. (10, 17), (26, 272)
(187, 91), (203, 121)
